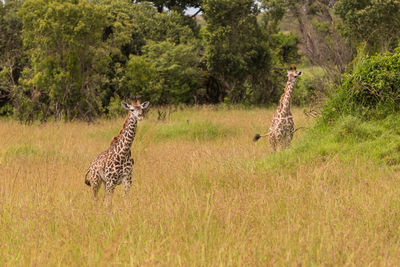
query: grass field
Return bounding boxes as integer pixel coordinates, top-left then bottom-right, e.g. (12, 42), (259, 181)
(1, 106), (400, 265)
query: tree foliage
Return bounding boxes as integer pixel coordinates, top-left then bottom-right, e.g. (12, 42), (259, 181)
(262, 0), (353, 84)
(202, 0), (272, 103)
(16, 0), (109, 122)
(97, 1), (201, 109)
(2, 0), (398, 122)
(122, 41), (205, 105)
(0, 0), (24, 115)
(334, 0), (400, 53)
(134, 0), (202, 13)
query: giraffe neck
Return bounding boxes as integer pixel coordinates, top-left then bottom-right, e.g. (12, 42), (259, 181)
(279, 81), (296, 116)
(112, 112), (138, 156)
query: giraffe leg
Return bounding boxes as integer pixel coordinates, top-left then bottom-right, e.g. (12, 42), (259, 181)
(275, 130), (286, 151)
(281, 139), (289, 150)
(122, 174), (132, 197)
(282, 131), (293, 149)
(269, 134), (277, 152)
(122, 175), (132, 207)
(92, 184), (101, 201)
(91, 172), (102, 201)
(104, 181), (116, 209)
(123, 159), (133, 198)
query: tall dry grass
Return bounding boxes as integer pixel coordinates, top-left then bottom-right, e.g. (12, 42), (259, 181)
(1, 106), (400, 265)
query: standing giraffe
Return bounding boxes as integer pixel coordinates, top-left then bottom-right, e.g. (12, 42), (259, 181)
(84, 99), (150, 206)
(254, 65), (302, 151)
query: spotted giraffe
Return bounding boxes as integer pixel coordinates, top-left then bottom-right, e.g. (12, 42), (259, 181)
(254, 65), (302, 151)
(84, 99), (150, 205)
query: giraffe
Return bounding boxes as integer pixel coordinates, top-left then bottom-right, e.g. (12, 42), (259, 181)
(253, 65), (302, 151)
(84, 99), (150, 206)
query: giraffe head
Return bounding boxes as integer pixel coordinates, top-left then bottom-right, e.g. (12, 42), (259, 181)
(121, 100), (150, 121)
(287, 65), (302, 83)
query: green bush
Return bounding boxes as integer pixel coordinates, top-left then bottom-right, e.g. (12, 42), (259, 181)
(292, 74), (317, 106)
(323, 47), (400, 121)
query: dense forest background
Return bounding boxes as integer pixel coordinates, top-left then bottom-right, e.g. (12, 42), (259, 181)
(1, 0), (400, 122)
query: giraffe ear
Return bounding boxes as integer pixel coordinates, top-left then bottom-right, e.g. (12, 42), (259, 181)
(121, 102), (131, 110)
(141, 101), (150, 109)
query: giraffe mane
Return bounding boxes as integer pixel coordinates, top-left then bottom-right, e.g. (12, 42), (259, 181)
(110, 113), (131, 146)
(280, 65), (297, 104)
(279, 83), (289, 104)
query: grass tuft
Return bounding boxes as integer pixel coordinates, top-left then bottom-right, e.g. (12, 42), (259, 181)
(155, 120), (237, 142)
(4, 144), (40, 158)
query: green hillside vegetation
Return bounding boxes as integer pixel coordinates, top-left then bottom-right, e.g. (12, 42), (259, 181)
(324, 48), (400, 121)
(279, 47), (400, 172)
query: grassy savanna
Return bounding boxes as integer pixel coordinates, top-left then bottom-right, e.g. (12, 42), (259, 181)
(1, 106), (400, 265)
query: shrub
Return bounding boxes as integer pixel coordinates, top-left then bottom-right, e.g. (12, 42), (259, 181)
(323, 47), (400, 121)
(292, 73), (317, 106)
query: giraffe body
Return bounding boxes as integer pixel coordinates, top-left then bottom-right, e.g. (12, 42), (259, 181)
(268, 110), (294, 151)
(85, 100), (149, 205)
(268, 66), (302, 151)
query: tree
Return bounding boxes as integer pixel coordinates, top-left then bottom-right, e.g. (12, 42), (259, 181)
(262, 0), (353, 84)
(0, 0), (25, 115)
(95, 1), (202, 109)
(16, 0), (109, 122)
(121, 41), (206, 105)
(335, 0), (400, 53)
(202, 0), (272, 103)
(93, 1), (197, 58)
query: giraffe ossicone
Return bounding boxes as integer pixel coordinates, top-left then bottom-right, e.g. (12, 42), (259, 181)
(84, 99), (150, 206)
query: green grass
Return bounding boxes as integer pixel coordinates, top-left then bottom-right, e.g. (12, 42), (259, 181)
(1, 107), (400, 265)
(155, 120), (238, 142)
(260, 114), (400, 172)
(4, 144), (40, 158)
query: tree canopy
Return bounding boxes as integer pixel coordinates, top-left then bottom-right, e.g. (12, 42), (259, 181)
(335, 0), (400, 53)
